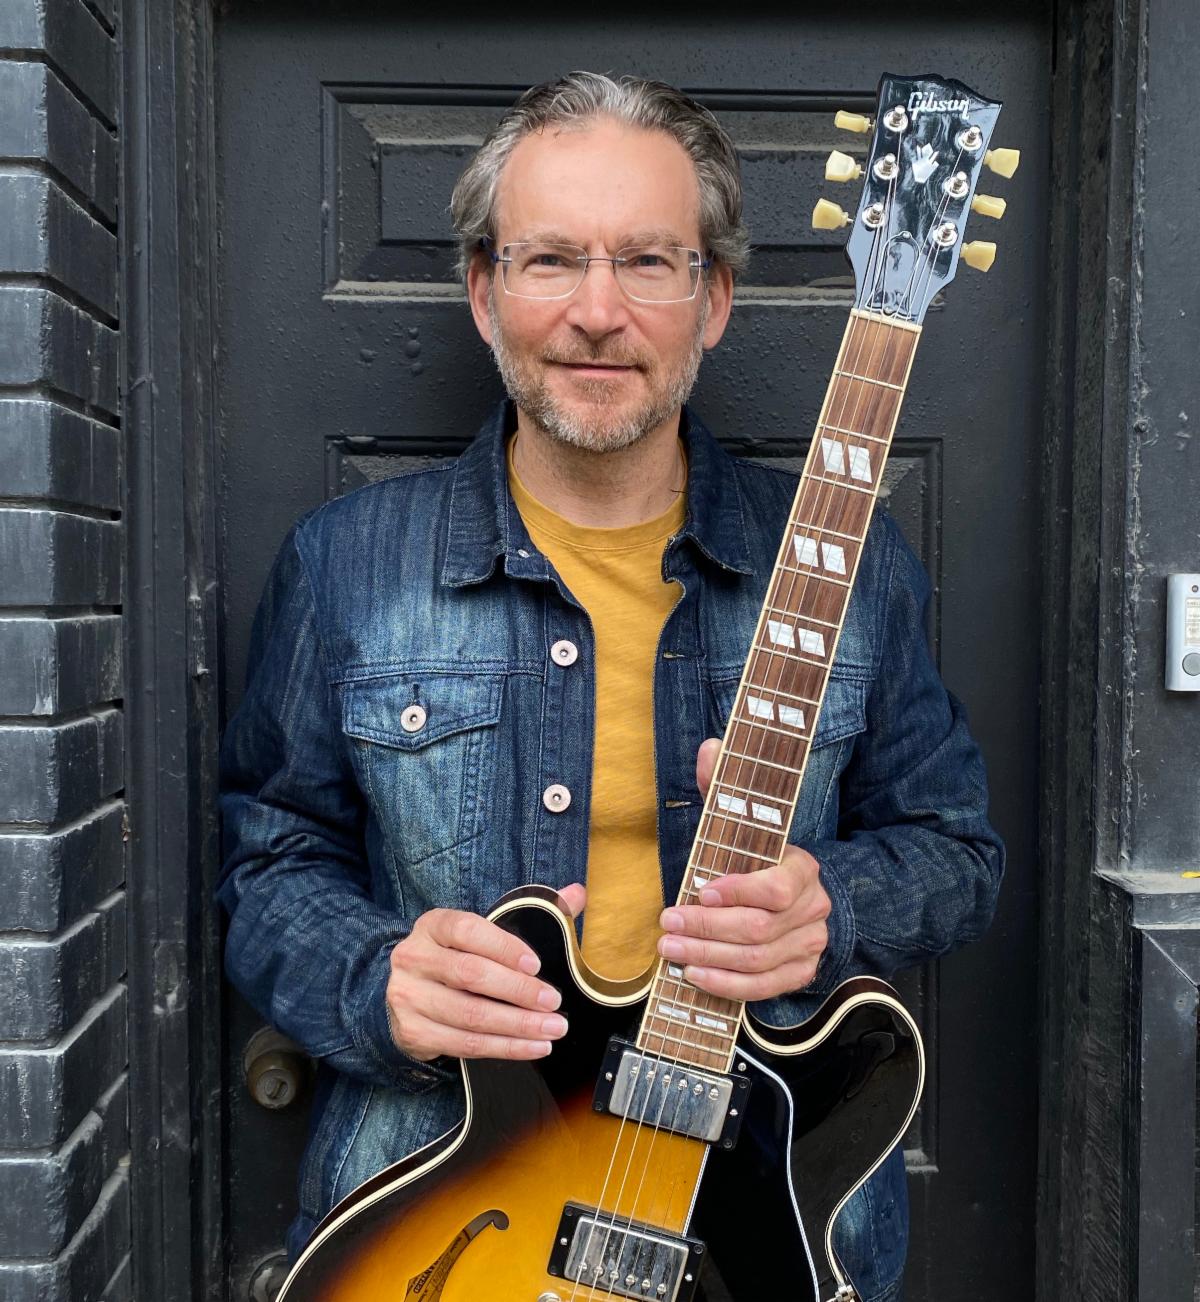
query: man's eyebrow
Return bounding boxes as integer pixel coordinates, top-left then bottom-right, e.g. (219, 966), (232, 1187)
(508, 227), (692, 247)
(619, 228), (690, 247)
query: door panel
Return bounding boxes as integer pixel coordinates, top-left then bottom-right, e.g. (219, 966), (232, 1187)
(216, 7), (1048, 1298)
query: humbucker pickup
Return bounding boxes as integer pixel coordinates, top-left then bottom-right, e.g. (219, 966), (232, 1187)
(546, 1202), (705, 1302)
(591, 1038), (750, 1148)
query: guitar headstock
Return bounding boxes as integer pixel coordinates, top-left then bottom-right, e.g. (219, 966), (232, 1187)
(813, 72), (1016, 323)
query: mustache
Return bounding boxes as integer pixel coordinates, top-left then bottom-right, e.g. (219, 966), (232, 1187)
(541, 346), (647, 369)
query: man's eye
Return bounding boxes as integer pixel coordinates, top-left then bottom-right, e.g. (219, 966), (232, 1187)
(531, 254), (570, 267)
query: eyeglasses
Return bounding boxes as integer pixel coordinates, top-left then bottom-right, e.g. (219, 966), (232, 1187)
(484, 239), (711, 304)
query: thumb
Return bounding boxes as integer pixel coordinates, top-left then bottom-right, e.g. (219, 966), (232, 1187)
(557, 882), (587, 919)
(695, 737), (721, 796)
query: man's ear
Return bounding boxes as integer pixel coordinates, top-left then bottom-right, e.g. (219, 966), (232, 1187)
(702, 261), (734, 350)
(467, 251), (495, 346)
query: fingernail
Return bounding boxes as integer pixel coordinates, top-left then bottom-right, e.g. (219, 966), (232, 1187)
(533, 1040), (552, 1056)
(662, 910), (684, 932)
(660, 937), (685, 959)
(518, 953), (541, 976)
(536, 986), (561, 1011)
(686, 966), (709, 982)
(699, 889), (721, 906)
(541, 1015), (568, 1037)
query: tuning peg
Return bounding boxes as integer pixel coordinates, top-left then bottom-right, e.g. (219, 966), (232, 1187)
(970, 194), (1007, 220)
(984, 147), (1021, 178)
(834, 110), (873, 135)
(825, 150), (863, 183)
(812, 199), (851, 231)
(961, 240), (997, 272)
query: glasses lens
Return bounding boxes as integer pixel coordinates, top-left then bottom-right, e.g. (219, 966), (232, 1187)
(503, 244), (586, 298)
(616, 246), (699, 302)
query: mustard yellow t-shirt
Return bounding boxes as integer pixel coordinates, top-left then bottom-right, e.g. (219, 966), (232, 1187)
(507, 438), (686, 979)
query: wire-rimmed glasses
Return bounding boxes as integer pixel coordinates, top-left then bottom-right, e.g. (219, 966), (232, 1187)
(484, 239), (711, 304)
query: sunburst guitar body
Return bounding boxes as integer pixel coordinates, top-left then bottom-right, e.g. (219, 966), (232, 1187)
(278, 889), (922, 1302)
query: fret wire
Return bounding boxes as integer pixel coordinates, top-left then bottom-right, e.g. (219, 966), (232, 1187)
(787, 521), (863, 544)
(692, 834), (777, 863)
(751, 642), (829, 670)
(696, 814), (787, 859)
(721, 746), (805, 775)
(731, 682), (821, 708)
(777, 561), (852, 587)
(805, 473), (877, 497)
(834, 369), (904, 390)
(763, 602), (839, 631)
(702, 803), (790, 834)
(713, 776), (789, 804)
(730, 715), (811, 742)
(638, 1020), (730, 1050)
(637, 1025), (731, 1057)
(653, 974), (730, 1004)
(643, 1006), (735, 1037)
(819, 423), (890, 445)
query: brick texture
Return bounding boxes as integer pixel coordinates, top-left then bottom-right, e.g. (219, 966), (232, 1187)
(0, 1), (129, 1295)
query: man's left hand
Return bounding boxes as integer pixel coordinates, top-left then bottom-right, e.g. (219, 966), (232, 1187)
(656, 737), (832, 1001)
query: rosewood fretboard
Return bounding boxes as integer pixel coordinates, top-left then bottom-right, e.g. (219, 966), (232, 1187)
(635, 309), (921, 1075)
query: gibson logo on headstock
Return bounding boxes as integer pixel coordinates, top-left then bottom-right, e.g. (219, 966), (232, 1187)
(908, 91), (970, 117)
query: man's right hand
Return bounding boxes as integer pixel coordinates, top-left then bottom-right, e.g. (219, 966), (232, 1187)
(385, 883), (586, 1062)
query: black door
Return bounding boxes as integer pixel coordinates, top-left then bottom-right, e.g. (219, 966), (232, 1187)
(214, 6), (1048, 1298)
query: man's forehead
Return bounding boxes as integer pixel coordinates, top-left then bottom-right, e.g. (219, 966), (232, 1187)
(492, 119), (702, 243)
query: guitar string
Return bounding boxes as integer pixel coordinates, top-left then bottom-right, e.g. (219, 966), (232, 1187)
(711, 182), (898, 906)
(600, 222), (903, 1264)
(580, 1047), (695, 1299)
(562, 996), (688, 1302)
(607, 109), (934, 1277)
(906, 143), (968, 319)
(565, 125), (909, 1296)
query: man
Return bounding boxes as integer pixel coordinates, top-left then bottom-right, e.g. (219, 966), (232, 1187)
(219, 72), (1003, 1302)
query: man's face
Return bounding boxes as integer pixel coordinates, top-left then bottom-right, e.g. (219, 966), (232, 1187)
(467, 118), (733, 453)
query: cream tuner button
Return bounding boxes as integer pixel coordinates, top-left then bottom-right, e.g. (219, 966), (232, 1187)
(961, 241), (997, 272)
(825, 150), (863, 182)
(812, 199), (851, 231)
(984, 147), (1021, 178)
(971, 194), (1007, 220)
(834, 110), (873, 134)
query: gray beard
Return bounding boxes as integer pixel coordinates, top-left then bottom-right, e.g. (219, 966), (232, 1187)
(487, 290), (708, 454)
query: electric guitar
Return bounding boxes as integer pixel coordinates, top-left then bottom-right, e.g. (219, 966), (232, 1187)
(277, 71), (1016, 1302)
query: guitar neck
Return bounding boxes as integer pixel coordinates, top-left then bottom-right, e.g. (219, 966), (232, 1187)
(636, 309), (922, 1074)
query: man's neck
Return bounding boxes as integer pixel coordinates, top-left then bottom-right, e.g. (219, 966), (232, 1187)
(510, 410), (686, 528)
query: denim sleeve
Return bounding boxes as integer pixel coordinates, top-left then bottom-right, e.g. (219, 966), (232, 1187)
(807, 525), (1005, 993)
(217, 522), (451, 1091)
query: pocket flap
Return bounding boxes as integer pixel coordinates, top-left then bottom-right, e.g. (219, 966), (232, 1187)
(342, 672), (504, 750)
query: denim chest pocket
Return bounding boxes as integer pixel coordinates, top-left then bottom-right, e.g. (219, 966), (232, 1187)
(707, 673), (868, 840)
(340, 671), (504, 880)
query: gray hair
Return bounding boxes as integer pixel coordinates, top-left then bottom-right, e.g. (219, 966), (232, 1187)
(450, 71), (750, 284)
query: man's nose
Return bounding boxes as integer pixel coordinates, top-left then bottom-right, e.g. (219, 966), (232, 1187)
(563, 259), (631, 335)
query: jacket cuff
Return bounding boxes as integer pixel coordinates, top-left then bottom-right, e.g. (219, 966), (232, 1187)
(805, 843), (857, 996)
(351, 943), (458, 1091)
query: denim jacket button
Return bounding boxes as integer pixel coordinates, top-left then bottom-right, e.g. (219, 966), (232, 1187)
(550, 639), (578, 666)
(542, 783), (572, 812)
(400, 704), (427, 732)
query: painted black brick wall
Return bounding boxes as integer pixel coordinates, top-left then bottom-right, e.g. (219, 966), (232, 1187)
(0, 1), (130, 1298)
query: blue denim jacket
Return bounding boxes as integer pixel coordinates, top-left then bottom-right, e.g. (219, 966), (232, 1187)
(218, 401), (1003, 1300)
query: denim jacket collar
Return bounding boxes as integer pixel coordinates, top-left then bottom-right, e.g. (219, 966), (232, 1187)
(440, 400), (754, 587)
